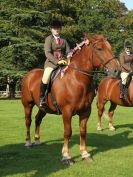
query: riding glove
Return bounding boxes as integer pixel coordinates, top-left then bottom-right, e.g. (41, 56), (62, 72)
(58, 60), (67, 65)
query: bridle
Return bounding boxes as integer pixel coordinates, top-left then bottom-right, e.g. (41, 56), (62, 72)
(91, 38), (118, 70)
(66, 39), (119, 77)
(93, 48), (117, 70)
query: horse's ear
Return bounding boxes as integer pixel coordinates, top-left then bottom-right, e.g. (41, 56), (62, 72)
(84, 33), (94, 43)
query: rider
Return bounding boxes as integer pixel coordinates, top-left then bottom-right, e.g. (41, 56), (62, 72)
(119, 40), (133, 99)
(39, 19), (70, 107)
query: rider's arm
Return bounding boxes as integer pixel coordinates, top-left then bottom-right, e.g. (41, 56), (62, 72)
(120, 53), (131, 72)
(44, 36), (58, 65)
(65, 40), (71, 56)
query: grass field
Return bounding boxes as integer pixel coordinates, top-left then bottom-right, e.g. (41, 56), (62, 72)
(0, 99), (133, 177)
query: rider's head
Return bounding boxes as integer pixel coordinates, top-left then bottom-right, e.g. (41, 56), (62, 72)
(50, 20), (62, 37)
(124, 41), (132, 55)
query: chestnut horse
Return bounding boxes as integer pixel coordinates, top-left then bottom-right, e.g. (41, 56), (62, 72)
(96, 76), (133, 131)
(21, 34), (119, 165)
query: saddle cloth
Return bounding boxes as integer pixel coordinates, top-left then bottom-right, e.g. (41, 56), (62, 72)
(47, 66), (61, 93)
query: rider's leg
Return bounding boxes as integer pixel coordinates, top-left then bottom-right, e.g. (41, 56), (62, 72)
(120, 72), (129, 99)
(39, 67), (53, 107)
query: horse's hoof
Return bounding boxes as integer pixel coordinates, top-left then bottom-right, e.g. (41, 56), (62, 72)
(109, 126), (115, 131)
(97, 127), (102, 131)
(25, 141), (32, 147)
(82, 156), (93, 162)
(62, 158), (75, 166)
(34, 140), (41, 145)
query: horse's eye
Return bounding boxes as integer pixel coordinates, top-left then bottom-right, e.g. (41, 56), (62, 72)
(97, 48), (103, 51)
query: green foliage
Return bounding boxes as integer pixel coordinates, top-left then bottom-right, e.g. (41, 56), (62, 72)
(0, 0), (133, 87)
(78, 0), (133, 56)
(0, 0), (81, 82)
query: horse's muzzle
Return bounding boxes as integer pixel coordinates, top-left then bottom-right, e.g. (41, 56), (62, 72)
(104, 68), (121, 78)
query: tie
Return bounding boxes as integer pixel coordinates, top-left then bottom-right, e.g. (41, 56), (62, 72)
(56, 37), (61, 45)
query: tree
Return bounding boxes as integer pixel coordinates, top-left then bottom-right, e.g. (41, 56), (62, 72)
(0, 0), (133, 97)
(78, 0), (133, 56)
(0, 0), (83, 97)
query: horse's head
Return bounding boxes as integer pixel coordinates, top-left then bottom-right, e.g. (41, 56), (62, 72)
(86, 34), (120, 77)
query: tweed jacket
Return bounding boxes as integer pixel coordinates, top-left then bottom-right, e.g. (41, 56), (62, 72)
(119, 51), (133, 72)
(44, 34), (70, 69)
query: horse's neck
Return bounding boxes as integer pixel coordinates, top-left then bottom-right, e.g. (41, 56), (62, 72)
(71, 46), (93, 69)
(67, 47), (94, 87)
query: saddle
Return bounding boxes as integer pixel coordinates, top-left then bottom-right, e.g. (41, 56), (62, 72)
(45, 66), (62, 114)
(47, 66), (61, 92)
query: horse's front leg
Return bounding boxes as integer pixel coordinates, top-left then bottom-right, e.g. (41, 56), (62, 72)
(97, 107), (104, 131)
(79, 111), (93, 162)
(34, 109), (46, 145)
(108, 102), (117, 131)
(61, 109), (74, 165)
(97, 98), (106, 131)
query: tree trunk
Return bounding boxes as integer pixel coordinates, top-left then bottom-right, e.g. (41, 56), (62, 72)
(8, 80), (16, 98)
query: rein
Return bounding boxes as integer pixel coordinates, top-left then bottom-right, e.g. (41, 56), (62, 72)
(67, 65), (104, 77)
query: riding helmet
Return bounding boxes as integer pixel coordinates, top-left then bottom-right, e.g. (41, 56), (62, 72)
(50, 20), (62, 28)
(124, 40), (132, 48)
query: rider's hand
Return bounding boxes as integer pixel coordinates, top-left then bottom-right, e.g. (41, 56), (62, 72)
(67, 49), (74, 58)
(58, 60), (67, 65)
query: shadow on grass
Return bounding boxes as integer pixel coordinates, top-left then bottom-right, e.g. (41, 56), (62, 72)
(0, 128), (133, 177)
(115, 123), (133, 130)
(88, 130), (133, 157)
(0, 140), (69, 177)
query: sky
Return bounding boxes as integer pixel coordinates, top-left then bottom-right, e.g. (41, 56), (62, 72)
(120, 0), (133, 10)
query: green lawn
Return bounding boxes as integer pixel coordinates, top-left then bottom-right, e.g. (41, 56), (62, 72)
(0, 99), (133, 177)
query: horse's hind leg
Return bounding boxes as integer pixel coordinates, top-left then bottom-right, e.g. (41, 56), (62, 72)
(24, 104), (34, 147)
(108, 102), (117, 131)
(34, 109), (46, 145)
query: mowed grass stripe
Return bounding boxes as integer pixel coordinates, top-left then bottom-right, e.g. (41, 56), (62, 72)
(0, 99), (133, 177)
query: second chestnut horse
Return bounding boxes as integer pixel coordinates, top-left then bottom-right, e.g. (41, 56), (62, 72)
(21, 34), (119, 165)
(96, 76), (133, 131)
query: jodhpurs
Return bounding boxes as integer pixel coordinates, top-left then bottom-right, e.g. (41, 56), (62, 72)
(42, 67), (54, 84)
(120, 72), (129, 85)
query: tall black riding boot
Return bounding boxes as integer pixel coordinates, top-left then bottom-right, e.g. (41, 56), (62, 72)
(39, 82), (48, 107)
(120, 84), (125, 99)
